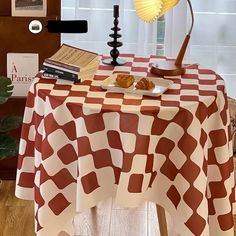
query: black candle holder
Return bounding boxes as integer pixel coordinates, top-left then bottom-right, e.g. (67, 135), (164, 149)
(102, 5), (126, 66)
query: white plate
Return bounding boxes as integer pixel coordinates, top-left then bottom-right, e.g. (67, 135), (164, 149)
(101, 73), (173, 97)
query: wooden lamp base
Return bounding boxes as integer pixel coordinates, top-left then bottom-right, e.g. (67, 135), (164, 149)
(150, 0), (194, 78)
(150, 60), (186, 77)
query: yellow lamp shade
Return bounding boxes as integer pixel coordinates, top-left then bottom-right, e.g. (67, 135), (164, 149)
(134, 0), (180, 22)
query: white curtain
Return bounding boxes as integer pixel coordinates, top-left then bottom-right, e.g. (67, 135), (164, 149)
(61, 0), (158, 56)
(164, 0), (236, 98)
(164, 0), (189, 59)
(61, 0), (236, 98)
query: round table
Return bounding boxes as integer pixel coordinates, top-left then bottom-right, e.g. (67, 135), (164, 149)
(16, 55), (235, 236)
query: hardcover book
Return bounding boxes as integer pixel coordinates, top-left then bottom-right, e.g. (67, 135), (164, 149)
(7, 53), (39, 97)
(42, 65), (78, 81)
(43, 44), (100, 82)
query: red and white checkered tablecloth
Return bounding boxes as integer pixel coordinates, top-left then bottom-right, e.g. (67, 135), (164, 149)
(15, 55), (235, 236)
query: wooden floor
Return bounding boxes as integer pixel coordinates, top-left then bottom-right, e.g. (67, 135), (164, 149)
(0, 180), (236, 236)
(0, 180), (34, 236)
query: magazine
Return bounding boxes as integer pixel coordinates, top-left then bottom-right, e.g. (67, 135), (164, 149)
(7, 53), (39, 96)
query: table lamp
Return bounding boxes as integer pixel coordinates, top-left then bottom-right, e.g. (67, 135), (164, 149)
(134, 0), (194, 76)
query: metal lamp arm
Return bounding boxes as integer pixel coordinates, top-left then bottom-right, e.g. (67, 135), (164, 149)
(175, 0), (194, 66)
(187, 0), (194, 35)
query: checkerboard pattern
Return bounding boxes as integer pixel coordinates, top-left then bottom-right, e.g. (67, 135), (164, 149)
(15, 55), (235, 236)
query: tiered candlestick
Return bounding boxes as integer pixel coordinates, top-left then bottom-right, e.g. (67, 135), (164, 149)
(102, 5), (126, 66)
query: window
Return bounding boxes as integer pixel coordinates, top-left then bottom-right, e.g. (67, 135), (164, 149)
(61, 0), (164, 56)
(189, 0), (236, 98)
(61, 1), (235, 98)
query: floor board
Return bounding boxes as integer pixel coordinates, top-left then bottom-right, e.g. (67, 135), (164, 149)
(0, 180), (35, 236)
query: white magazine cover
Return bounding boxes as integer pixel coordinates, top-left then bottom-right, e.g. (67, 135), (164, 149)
(7, 53), (39, 97)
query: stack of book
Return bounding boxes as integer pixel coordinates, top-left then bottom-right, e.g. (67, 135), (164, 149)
(42, 44), (100, 82)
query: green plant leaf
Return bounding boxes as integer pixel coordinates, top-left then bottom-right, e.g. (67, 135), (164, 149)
(0, 115), (23, 132)
(0, 76), (13, 104)
(0, 134), (19, 160)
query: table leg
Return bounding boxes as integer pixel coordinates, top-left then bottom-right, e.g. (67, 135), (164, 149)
(156, 204), (168, 236)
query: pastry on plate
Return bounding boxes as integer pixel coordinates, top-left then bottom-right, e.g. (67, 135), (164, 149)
(135, 77), (155, 90)
(116, 74), (135, 88)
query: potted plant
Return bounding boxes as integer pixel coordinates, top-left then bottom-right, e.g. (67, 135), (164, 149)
(0, 76), (23, 186)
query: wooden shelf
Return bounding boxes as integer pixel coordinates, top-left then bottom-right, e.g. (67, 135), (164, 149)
(0, 0), (61, 179)
(0, 16), (61, 75)
(0, 0), (61, 76)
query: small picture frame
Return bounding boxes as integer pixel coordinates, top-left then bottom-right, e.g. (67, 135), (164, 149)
(11, 0), (47, 17)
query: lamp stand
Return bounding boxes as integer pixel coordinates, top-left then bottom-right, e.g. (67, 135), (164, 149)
(151, 0), (194, 77)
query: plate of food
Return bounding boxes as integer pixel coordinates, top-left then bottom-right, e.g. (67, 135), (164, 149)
(101, 73), (173, 97)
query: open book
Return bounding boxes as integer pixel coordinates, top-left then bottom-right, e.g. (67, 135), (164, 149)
(43, 44), (100, 82)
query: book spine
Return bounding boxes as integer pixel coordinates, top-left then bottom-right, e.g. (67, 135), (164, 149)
(43, 65), (78, 77)
(44, 58), (80, 72)
(43, 66), (79, 82)
(42, 72), (80, 82)
(43, 62), (79, 74)
(43, 62), (80, 75)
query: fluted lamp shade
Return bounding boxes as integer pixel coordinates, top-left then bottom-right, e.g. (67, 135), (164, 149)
(134, 0), (194, 77)
(134, 0), (179, 22)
